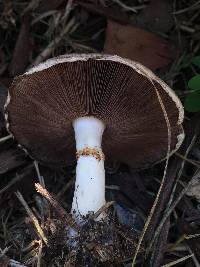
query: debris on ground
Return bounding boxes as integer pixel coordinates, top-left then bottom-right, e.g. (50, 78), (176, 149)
(0, 0), (200, 266)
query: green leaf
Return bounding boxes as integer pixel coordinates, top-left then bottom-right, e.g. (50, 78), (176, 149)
(192, 56), (200, 68)
(188, 75), (200, 91)
(184, 91), (200, 112)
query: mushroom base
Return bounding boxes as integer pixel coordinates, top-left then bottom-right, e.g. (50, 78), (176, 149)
(72, 116), (106, 221)
(40, 209), (138, 266)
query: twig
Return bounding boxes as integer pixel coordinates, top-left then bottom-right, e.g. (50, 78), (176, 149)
(132, 79), (172, 266)
(21, 240), (39, 253)
(34, 161), (45, 188)
(0, 175), (22, 195)
(31, 11), (58, 26)
(35, 183), (79, 230)
(161, 254), (193, 267)
(0, 246), (10, 255)
(175, 152), (200, 168)
(179, 25), (195, 33)
(112, 0), (143, 13)
(172, 0), (182, 52)
(148, 168), (200, 254)
(32, 17), (77, 66)
(91, 201), (115, 220)
(116, 228), (137, 245)
(165, 133), (197, 213)
(169, 233), (200, 252)
(22, 0), (41, 15)
(173, 1), (200, 14)
(56, 178), (74, 200)
(69, 41), (98, 53)
(34, 161), (49, 220)
(146, 132), (197, 255)
(15, 191), (48, 245)
(0, 164), (33, 195)
(187, 245), (200, 267)
(150, 219), (170, 267)
(36, 241), (43, 267)
(0, 134), (12, 143)
(62, 0), (74, 23)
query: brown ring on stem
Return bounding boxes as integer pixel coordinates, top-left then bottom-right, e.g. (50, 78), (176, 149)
(76, 147), (105, 161)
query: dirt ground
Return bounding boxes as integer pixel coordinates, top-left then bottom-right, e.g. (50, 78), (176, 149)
(0, 0), (200, 266)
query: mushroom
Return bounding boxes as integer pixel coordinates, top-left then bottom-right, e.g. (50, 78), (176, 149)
(5, 54), (184, 222)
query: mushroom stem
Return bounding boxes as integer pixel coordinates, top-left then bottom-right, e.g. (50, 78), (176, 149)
(72, 116), (106, 222)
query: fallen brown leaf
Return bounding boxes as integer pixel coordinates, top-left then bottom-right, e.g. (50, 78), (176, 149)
(104, 20), (178, 71)
(9, 14), (31, 76)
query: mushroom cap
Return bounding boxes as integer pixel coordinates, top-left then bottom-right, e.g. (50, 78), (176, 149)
(5, 54), (184, 169)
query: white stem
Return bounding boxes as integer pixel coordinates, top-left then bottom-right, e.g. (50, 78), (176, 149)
(71, 117), (106, 221)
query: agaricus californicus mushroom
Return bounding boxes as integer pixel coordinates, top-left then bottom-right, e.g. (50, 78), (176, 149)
(5, 54), (184, 222)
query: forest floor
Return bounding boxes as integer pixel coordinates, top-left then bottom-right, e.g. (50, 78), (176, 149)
(0, 0), (200, 266)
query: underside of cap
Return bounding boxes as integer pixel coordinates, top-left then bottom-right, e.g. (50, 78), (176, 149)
(5, 53), (184, 169)
(26, 54), (184, 124)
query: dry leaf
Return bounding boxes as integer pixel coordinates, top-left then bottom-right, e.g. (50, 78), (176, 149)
(9, 14), (31, 76)
(104, 20), (178, 71)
